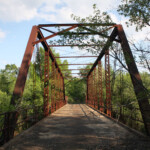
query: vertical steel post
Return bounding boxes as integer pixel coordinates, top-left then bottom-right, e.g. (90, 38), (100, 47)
(63, 77), (66, 105)
(51, 62), (55, 113)
(91, 72), (94, 108)
(89, 74), (92, 107)
(94, 67), (98, 109)
(58, 73), (60, 109)
(1, 26), (38, 142)
(87, 76), (89, 105)
(98, 61), (104, 112)
(117, 25), (150, 135)
(61, 76), (63, 107)
(93, 68), (95, 108)
(88, 75), (90, 106)
(105, 50), (111, 116)
(44, 50), (49, 116)
(54, 66), (57, 111)
(55, 68), (57, 110)
(56, 68), (59, 110)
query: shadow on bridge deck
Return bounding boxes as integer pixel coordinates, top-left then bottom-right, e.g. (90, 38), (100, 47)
(1, 104), (150, 150)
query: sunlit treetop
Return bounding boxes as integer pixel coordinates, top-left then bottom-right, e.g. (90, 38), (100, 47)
(117, 0), (150, 31)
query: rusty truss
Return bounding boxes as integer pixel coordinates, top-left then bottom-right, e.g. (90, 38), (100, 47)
(1, 23), (150, 145)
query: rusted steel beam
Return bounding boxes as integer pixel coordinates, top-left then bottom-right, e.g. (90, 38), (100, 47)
(55, 56), (98, 58)
(64, 76), (87, 78)
(87, 27), (118, 77)
(56, 68), (59, 110)
(105, 50), (111, 116)
(59, 64), (93, 66)
(90, 74), (92, 107)
(37, 29), (64, 78)
(87, 76), (89, 104)
(44, 50), (49, 116)
(92, 71), (94, 108)
(87, 76), (90, 105)
(54, 66), (57, 111)
(49, 44), (102, 47)
(96, 67), (98, 109)
(58, 73), (61, 109)
(62, 76), (66, 104)
(56, 26), (114, 36)
(53, 32), (111, 35)
(81, 26), (120, 43)
(98, 61), (104, 112)
(40, 27), (55, 34)
(38, 23), (116, 27)
(33, 25), (78, 45)
(68, 73), (88, 74)
(11, 26), (38, 104)
(51, 62), (55, 113)
(87, 76), (89, 105)
(88, 75), (91, 106)
(2, 26), (38, 143)
(60, 76), (63, 107)
(117, 25), (150, 136)
(94, 67), (98, 109)
(62, 69), (91, 71)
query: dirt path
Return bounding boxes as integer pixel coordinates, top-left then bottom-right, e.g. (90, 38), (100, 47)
(1, 104), (150, 150)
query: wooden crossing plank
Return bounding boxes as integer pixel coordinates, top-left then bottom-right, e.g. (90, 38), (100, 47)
(1, 104), (150, 150)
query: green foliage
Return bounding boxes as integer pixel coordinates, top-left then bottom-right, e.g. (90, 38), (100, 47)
(66, 78), (86, 103)
(0, 47), (70, 113)
(0, 90), (10, 113)
(49, 4), (115, 54)
(0, 64), (18, 95)
(117, 0), (150, 31)
(0, 64), (18, 112)
(71, 4), (113, 24)
(21, 47), (70, 108)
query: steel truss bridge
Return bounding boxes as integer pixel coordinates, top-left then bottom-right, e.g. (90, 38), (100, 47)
(0, 23), (150, 149)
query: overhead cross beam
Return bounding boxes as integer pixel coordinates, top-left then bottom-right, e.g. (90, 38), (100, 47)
(66, 73), (88, 74)
(33, 25), (78, 45)
(59, 64), (93, 66)
(38, 23), (116, 27)
(87, 26), (118, 77)
(3, 22), (150, 146)
(62, 69), (91, 71)
(81, 26), (120, 43)
(37, 23), (119, 46)
(49, 44), (103, 47)
(37, 29), (63, 77)
(55, 56), (97, 58)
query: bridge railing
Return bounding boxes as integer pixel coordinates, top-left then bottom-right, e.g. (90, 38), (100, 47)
(87, 100), (145, 134)
(0, 105), (46, 146)
(111, 104), (144, 132)
(86, 24), (150, 135)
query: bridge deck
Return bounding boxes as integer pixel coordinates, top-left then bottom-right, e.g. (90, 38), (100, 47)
(1, 104), (150, 150)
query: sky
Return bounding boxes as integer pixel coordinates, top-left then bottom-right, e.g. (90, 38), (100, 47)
(0, 0), (149, 74)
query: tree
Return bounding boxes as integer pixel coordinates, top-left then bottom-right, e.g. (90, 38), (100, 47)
(66, 78), (86, 103)
(0, 90), (10, 113)
(117, 0), (150, 31)
(0, 64), (18, 95)
(49, 4), (115, 54)
(129, 39), (150, 72)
